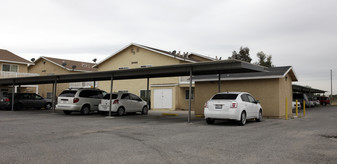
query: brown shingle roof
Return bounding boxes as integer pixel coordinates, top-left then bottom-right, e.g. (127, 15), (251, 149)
(0, 49), (32, 64)
(40, 56), (98, 72)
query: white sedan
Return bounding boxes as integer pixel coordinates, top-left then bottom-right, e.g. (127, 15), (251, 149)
(204, 92), (263, 125)
(98, 92), (148, 116)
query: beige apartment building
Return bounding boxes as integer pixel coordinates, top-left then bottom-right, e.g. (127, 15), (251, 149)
(0, 49), (37, 96)
(28, 56), (97, 98)
(95, 43), (215, 110)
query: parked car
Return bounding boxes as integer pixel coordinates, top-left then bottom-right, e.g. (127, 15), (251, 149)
(98, 92), (148, 116)
(204, 92), (263, 126)
(8, 93), (52, 110)
(317, 96), (330, 106)
(314, 100), (320, 106)
(56, 88), (106, 115)
(293, 93), (311, 107)
(292, 101), (302, 110)
(0, 96), (11, 110)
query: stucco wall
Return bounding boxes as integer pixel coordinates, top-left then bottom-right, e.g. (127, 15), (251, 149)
(278, 75), (293, 118)
(194, 78), (284, 117)
(97, 46), (185, 110)
(28, 59), (76, 98)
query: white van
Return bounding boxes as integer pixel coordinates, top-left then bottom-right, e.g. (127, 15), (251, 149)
(56, 88), (106, 115)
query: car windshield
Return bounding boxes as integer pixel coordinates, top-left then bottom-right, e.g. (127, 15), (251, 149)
(59, 90), (77, 97)
(212, 94), (238, 100)
(103, 94), (118, 99)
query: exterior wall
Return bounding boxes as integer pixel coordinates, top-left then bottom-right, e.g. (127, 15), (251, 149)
(278, 75), (293, 118)
(194, 78), (283, 117)
(28, 59), (77, 98)
(176, 86), (195, 110)
(98, 45), (184, 110)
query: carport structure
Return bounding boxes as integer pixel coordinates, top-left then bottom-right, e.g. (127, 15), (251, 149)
(292, 84), (326, 94)
(0, 59), (266, 122)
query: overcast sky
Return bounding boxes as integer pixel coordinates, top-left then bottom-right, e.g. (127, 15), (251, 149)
(1, 0), (336, 94)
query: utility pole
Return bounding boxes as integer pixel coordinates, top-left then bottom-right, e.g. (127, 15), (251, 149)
(331, 69), (333, 97)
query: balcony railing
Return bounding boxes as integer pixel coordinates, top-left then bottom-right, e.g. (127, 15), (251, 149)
(69, 81), (97, 88)
(0, 71), (40, 78)
(179, 76), (195, 84)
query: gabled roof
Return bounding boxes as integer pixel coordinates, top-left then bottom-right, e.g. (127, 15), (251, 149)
(193, 66), (298, 82)
(0, 49), (33, 65)
(30, 56), (97, 72)
(94, 43), (215, 67)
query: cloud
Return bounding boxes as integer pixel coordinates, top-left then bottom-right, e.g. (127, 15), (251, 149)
(1, 0), (337, 94)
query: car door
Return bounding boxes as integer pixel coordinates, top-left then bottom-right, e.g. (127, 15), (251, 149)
(240, 94), (252, 116)
(120, 93), (132, 112)
(90, 91), (103, 111)
(130, 94), (143, 112)
(32, 94), (45, 108)
(247, 94), (259, 118)
(21, 93), (33, 108)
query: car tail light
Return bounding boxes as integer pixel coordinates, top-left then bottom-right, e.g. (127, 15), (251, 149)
(113, 100), (119, 104)
(204, 101), (208, 108)
(73, 98), (79, 103)
(230, 101), (238, 108)
(4, 98), (10, 102)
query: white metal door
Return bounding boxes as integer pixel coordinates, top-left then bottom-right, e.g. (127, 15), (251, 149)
(154, 89), (172, 109)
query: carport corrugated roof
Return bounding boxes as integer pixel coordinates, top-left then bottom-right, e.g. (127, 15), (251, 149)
(0, 59), (266, 86)
(293, 84), (326, 93)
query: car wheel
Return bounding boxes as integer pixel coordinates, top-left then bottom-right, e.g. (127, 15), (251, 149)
(239, 111), (246, 126)
(256, 110), (262, 122)
(116, 107), (125, 116)
(206, 118), (215, 124)
(63, 110), (72, 115)
(142, 106), (148, 115)
(81, 105), (90, 115)
(45, 103), (52, 110)
(323, 102), (326, 106)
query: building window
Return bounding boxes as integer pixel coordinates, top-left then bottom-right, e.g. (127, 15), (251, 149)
(185, 89), (194, 100)
(46, 92), (53, 99)
(2, 64), (18, 72)
(140, 90), (151, 100)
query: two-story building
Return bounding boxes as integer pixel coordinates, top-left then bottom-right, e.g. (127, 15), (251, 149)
(95, 43), (215, 110)
(0, 49), (37, 97)
(28, 56), (98, 98)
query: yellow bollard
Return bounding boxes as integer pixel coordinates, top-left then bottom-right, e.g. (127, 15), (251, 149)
(303, 100), (306, 117)
(296, 100), (298, 117)
(285, 97), (288, 120)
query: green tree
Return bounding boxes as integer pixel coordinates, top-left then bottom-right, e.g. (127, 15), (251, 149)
(256, 51), (273, 67)
(229, 46), (252, 63)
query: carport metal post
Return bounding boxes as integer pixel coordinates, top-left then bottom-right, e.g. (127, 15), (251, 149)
(188, 68), (193, 123)
(218, 73), (221, 92)
(108, 75), (114, 117)
(52, 79), (58, 112)
(147, 77), (150, 109)
(93, 81), (96, 89)
(11, 80), (15, 111)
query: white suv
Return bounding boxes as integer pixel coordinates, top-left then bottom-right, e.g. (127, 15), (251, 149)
(56, 88), (106, 115)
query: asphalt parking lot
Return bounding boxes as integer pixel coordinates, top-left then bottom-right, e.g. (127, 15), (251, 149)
(1, 106), (337, 164)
